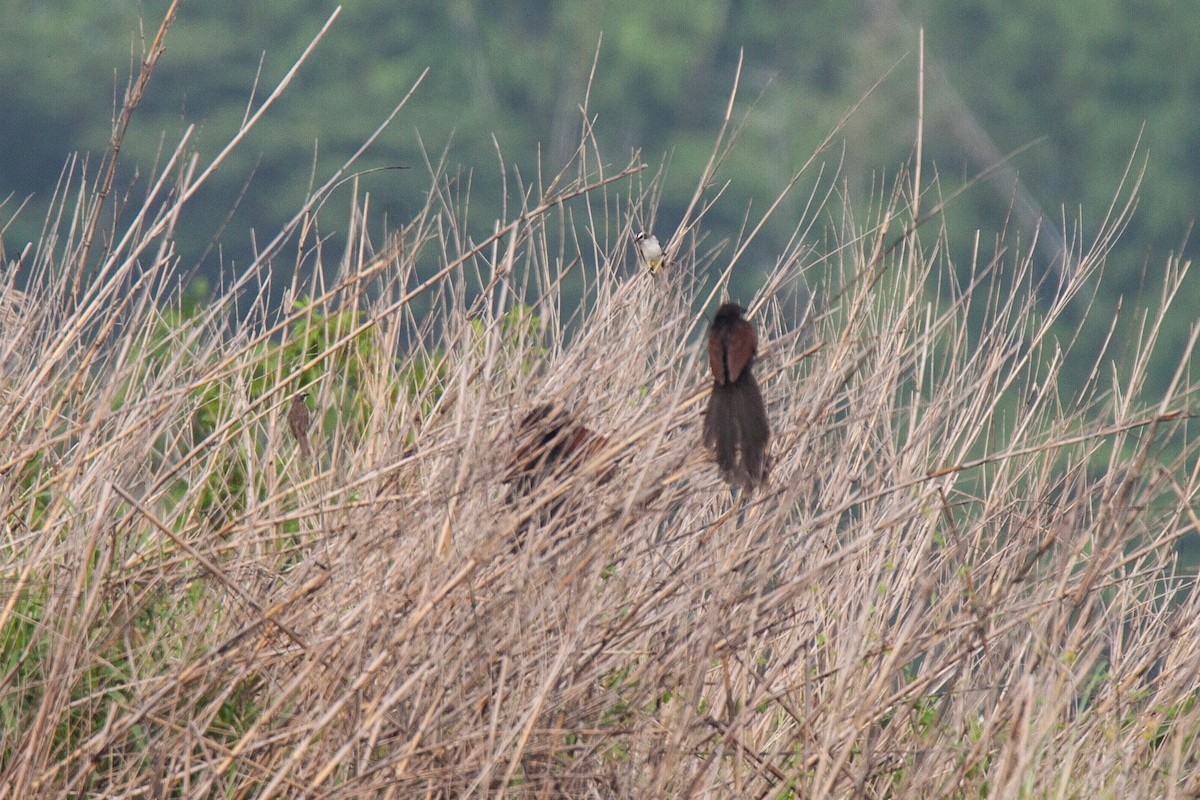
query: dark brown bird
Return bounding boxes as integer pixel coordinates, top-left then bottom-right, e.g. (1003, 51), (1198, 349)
(503, 403), (613, 503)
(288, 391), (312, 460)
(703, 303), (770, 489)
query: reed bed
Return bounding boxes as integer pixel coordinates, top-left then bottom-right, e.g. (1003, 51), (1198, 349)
(3, 13), (1200, 798)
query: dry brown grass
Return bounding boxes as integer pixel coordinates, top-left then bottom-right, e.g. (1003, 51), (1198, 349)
(4, 16), (1200, 800)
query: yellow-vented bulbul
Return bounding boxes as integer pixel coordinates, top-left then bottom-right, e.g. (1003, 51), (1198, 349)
(635, 231), (665, 275)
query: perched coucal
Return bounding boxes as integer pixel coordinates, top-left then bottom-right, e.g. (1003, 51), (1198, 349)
(503, 403), (613, 503)
(288, 391), (312, 460)
(703, 303), (770, 489)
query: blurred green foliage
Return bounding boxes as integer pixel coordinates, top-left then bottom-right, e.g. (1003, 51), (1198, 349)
(1, 0), (1197, 392)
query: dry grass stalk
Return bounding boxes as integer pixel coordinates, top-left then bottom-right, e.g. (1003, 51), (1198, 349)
(2, 22), (1200, 800)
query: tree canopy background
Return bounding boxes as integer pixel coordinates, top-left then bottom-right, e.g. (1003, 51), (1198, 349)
(2, 0), (1197, 390)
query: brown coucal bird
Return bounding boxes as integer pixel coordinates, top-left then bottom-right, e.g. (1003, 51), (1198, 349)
(704, 303), (770, 489)
(503, 403), (613, 503)
(288, 391), (312, 460)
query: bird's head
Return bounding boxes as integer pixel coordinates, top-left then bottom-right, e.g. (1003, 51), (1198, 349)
(714, 302), (745, 322)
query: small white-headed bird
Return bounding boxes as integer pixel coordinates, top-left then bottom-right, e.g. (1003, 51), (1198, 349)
(635, 231), (665, 275)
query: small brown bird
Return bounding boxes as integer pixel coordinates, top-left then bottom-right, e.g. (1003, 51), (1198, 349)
(703, 303), (770, 489)
(503, 403), (613, 502)
(288, 391), (312, 460)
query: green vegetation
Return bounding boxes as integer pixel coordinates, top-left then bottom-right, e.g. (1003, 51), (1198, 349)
(3, 6), (1200, 798)
(3, 1), (1197, 394)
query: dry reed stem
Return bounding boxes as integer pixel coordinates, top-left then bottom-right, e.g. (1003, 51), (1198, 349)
(3, 22), (1200, 800)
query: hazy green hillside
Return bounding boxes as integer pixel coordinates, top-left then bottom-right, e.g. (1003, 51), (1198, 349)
(2, 1), (1198, 390)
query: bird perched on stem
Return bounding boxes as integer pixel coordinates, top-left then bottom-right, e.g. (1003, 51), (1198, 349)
(288, 391), (312, 460)
(703, 303), (770, 489)
(499, 403), (616, 550)
(503, 403), (613, 503)
(634, 231), (665, 275)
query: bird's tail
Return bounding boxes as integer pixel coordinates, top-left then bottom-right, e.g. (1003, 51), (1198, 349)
(703, 373), (770, 488)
